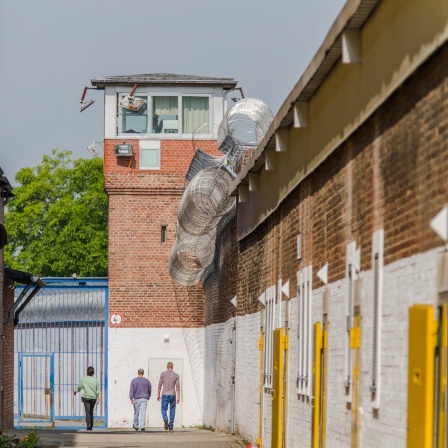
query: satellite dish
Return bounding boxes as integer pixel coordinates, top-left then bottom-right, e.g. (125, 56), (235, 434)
(119, 84), (146, 111)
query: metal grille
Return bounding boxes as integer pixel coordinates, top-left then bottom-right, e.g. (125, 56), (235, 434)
(14, 278), (108, 429)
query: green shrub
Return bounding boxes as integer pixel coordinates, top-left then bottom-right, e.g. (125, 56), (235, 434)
(0, 429), (40, 448)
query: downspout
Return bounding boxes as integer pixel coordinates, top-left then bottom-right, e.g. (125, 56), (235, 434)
(257, 315), (264, 448)
(230, 315), (237, 434)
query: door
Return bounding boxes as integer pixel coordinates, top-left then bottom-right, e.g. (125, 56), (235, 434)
(19, 354), (54, 427)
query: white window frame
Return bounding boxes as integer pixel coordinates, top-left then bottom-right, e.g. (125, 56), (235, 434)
(116, 93), (149, 136)
(296, 265), (313, 396)
(139, 140), (160, 170)
(263, 285), (276, 389)
(371, 229), (384, 409)
(116, 91), (212, 138)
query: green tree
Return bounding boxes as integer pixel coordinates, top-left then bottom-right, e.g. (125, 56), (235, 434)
(4, 150), (108, 277)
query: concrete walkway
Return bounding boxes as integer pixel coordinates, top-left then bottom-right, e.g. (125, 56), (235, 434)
(3, 428), (247, 448)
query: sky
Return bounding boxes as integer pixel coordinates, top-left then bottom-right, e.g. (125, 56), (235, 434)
(0, 0), (346, 185)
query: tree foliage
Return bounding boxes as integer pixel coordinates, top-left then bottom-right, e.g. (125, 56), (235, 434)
(4, 150), (108, 277)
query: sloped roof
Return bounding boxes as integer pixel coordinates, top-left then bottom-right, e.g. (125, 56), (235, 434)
(91, 73), (237, 89)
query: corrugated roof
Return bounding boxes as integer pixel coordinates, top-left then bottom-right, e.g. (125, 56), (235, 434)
(91, 73), (237, 89)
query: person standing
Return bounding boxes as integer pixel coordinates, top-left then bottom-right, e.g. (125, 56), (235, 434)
(129, 368), (152, 431)
(157, 362), (180, 431)
(74, 366), (100, 430)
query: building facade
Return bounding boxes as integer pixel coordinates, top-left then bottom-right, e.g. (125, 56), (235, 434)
(92, 74), (238, 428)
(200, 0), (448, 447)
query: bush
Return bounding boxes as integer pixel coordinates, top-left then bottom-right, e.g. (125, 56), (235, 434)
(0, 429), (40, 448)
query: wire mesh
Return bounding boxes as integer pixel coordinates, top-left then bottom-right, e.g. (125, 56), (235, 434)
(170, 97), (273, 286)
(178, 167), (234, 236)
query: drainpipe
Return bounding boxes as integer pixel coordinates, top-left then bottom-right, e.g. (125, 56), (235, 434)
(230, 316), (236, 434)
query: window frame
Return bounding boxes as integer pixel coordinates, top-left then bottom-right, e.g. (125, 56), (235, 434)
(139, 140), (161, 170)
(116, 91), (212, 138)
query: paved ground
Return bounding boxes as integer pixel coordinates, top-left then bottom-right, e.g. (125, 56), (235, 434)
(3, 427), (248, 448)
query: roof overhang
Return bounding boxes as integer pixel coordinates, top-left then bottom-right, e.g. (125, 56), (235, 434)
(91, 74), (238, 91)
(229, 0), (380, 194)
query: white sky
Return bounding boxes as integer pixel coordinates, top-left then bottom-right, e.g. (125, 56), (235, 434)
(0, 0), (346, 184)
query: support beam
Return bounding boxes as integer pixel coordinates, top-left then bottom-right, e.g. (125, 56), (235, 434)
(294, 101), (309, 128)
(275, 128), (289, 152)
(342, 29), (361, 63)
(239, 184), (249, 203)
(265, 151), (276, 171)
(249, 172), (260, 191)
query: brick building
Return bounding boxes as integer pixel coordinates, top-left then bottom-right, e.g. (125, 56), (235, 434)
(0, 169), (14, 428)
(90, 74), (238, 428)
(199, 0), (448, 447)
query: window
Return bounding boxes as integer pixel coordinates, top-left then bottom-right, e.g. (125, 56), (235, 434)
(117, 92), (211, 136)
(153, 96), (178, 134)
(183, 96), (209, 134)
(161, 225), (167, 244)
(120, 96), (147, 134)
(140, 140), (160, 170)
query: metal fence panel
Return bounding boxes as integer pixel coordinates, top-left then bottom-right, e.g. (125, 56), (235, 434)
(14, 278), (108, 430)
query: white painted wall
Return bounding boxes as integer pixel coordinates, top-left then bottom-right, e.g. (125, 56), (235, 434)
(107, 327), (204, 429)
(203, 247), (443, 447)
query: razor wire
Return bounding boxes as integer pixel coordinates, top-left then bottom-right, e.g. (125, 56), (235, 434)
(170, 98), (273, 286)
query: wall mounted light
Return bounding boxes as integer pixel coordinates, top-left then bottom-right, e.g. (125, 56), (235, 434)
(163, 333), (170, 343)
(114, 143), (133, 156)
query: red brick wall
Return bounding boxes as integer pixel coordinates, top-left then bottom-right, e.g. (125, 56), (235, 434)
(205, 41), (448, 325)
(105, 139), (220, 328)
(1, 280), (14, 428)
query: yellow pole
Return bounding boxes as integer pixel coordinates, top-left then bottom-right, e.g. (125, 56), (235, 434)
(407, 305), (438, 448)
(437, 303), (447, 448)
(312, 322), (322, 448)
(271, 328), (284, 448)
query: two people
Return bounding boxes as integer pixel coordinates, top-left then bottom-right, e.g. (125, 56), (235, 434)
(74, 366), (99, 430)
(129, 362), (181, 431)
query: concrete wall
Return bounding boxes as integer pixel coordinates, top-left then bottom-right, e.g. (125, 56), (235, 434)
(108, 327), (204, 428)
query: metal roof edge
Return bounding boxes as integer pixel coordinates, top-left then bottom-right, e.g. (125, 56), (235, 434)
(230, 0), (380, 193)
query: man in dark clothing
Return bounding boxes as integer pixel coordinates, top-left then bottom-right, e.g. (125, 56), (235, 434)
(129, 369), (152, 431)
(157, 361), (180, 431)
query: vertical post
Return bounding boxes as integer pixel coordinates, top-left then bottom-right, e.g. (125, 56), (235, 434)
(437, 303), (447, 448)
(406, 305), (438, 448)
(321, 319), (329, 448)
(271, 328), (284, 448)
(258, 330), (264, 448)
(312, 323), (322, 448)
(350, 313), (361, 448)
